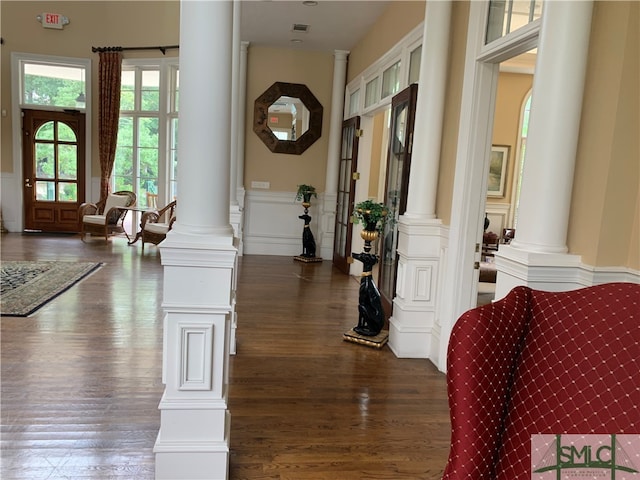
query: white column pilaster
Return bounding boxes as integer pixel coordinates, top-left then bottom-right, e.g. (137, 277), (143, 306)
(388, 0), (451, 360)
(236, 41), (249, 211)
(229, 0), (241, 215)
(495, 0), (593, 300)
(320, 50), (349, 260)
(154, 2), (236, 479)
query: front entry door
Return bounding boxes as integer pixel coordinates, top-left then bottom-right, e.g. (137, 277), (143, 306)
(22, 109), (86, 232)
(332, 116), (360, 274)
(378, 84), (418, 318)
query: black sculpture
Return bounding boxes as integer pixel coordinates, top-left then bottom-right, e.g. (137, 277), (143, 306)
(299, 213), (317, 258)
(352, 251), (385, 336)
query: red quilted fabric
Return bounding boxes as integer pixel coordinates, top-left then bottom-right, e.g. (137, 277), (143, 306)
(442, 282), (640, 480)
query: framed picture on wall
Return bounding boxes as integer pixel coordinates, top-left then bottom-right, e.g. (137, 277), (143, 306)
(487, 145), (509, 198)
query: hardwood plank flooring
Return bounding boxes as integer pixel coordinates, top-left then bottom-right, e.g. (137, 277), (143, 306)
(1, 233), (450, 479)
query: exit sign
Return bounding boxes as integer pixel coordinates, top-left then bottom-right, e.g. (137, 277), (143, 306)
(38, 13), (69, 29)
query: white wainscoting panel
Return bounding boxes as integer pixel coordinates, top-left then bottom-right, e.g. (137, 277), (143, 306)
(243, 190), (321, 256)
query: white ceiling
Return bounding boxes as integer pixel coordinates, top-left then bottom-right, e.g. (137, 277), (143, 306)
(240, 0), (392, 52)
(240, 1), (537, 71)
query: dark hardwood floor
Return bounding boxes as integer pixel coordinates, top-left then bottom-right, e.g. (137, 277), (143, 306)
(1, 233), (451, 479)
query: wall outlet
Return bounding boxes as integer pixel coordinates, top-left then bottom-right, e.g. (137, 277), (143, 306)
(251, 181), (270, 189)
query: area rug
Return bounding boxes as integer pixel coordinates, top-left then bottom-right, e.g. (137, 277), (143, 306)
(1, 260), (103, 317)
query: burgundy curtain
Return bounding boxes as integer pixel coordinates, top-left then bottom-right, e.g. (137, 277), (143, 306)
(98, 50), (123, 201)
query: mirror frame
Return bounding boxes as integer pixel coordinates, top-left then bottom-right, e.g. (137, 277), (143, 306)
(253, 82), (323, 155)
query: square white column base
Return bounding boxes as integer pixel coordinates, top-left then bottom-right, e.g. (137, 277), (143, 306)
(388, 304), (434, 359)
(155, 448), (229, 480)
(155, 410), (230, 479)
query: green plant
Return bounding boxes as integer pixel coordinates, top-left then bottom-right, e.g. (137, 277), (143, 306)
(295, 184), (317, 201)
(352, 199), (387, 231)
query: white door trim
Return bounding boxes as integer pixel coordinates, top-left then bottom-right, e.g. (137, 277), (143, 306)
(435, 2), (540, 371)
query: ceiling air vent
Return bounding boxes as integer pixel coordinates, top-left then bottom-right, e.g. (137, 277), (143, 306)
(292, 23), (310, 33)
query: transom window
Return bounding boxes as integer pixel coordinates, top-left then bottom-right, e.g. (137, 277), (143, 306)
(486, 0), (544, 44)
(20, 60), (87, 109)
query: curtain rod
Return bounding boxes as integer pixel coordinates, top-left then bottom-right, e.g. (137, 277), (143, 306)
(91, 45), (179, 55)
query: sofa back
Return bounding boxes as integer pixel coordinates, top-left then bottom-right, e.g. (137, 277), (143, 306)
(443, 282), (640, 479)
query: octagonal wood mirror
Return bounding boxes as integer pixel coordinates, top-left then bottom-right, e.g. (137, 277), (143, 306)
(253, 82), (323, 155)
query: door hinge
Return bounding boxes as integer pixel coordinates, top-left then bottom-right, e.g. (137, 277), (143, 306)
(352, 172), (360, 180)
(475, 243), (480, 253)
(408, 132), (413, 154)
(355, 129), (364, 137)
(474, 261), (480, 270)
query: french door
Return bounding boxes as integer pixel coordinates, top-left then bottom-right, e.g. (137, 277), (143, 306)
(378, 84), (418, 318)
(22, 109), (86, 232)
(332, 116), (360, 274)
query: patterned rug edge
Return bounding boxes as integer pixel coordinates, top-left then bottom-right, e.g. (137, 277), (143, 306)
(1, 261), (104, 317)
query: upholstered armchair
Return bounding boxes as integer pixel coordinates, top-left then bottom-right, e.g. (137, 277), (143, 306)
(79, 191), (136, 242)
(442, 282), (640, 479)
(140, 200), (176, 251)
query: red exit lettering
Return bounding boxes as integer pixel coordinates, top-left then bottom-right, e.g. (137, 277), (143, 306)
(45, 13), (59, 24)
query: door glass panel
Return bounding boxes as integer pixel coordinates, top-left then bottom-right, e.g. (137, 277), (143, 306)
(58, 182), (77, 202)
(35, 121), (54, 140)
(35, 144), (55, 178)
(35, 181), (55, 201)
(58, 144), (77, 179)
(380, 102), (409, 303)
(58, 122), (77, 142)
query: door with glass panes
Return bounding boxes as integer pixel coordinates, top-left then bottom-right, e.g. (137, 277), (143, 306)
(378, 84), (418, 318)
(22, 109), (86, 232)
(332, 116), (360, 274)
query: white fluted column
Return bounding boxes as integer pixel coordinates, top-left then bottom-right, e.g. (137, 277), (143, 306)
(495, 0), (593, 299)
(155, 1), (236, 479)
(170, 4), (233, 239)
(320, 50), (349, 259)
(510, 1), (593, 253)
(404, 0), (451, 220)
(325, 50), (349, 196)
(389, 0), (451, 359)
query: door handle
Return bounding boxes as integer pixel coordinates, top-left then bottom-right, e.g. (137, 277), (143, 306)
(25, 179), (33, 188)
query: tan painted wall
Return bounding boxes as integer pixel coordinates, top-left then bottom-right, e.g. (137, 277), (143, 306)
(569, 0), (639, 268)
(245, 45), (333, 194)
(1, 1), (180, 174)
(347, 1), (425, 84)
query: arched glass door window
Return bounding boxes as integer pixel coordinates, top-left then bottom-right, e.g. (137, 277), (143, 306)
(513, 93), (532, 228)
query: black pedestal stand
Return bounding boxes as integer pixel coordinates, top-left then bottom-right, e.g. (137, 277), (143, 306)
(294, 201), (322, 263)
(343, 230), (388, 348)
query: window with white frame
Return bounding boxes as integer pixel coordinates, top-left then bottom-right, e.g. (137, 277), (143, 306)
(114, 59), (178, 208)
(486, 0), (544, 44)
(19, 59), (88, 109)
(344, 23), (423, 118)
